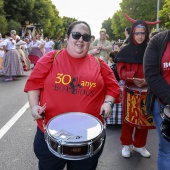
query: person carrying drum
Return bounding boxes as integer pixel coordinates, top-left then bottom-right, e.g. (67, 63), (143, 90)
(24, 21), (120, 170)
(115, 14), (160, 158)
(144, 12), (170, 170)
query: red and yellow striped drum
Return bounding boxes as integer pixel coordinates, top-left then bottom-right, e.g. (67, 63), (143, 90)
(125, 86), (155, 129)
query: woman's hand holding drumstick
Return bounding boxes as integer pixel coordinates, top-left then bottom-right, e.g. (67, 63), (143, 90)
(31, 103), (47, 120)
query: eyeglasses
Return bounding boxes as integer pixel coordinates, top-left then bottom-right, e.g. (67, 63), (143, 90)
(71, 32), (91, 42)
(134, 32), (147, 36)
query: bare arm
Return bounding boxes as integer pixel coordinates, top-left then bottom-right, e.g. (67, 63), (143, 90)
(28, 90), (46, 120)
(100, 95), (115, 119)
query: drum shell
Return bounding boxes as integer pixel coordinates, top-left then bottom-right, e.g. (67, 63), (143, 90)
(45, 112), (104, 160)
(125, 86), (155, 129)
(46, 131), (104, 159)
(161, 107), (170, 142)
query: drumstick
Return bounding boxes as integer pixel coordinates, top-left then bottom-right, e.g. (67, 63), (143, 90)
(127, 77), (135, 80)
(39, 103), (47, 115)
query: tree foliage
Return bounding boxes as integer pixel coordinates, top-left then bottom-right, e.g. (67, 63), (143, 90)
(0, 0), (7, 35)
(159, 0), (170, 28)
(111, 11), (127, 40)
(0, 0), (4, 15)
(7, 19), (22, 34)
(103, 0), (166, 40)
(0, 16), (8, 35)
(101, 17), (115, 40)
(3, 0), (35, 23)
(2, 0), (77, 38)
(62, 17), (77, 37)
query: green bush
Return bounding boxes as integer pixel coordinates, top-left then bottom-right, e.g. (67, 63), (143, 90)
(0, 16), (8, 35)
(7, 19), (22, 35)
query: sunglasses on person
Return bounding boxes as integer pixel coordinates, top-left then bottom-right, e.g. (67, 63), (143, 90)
(134, 32), (147, 36)
(71, 32), (91, 42)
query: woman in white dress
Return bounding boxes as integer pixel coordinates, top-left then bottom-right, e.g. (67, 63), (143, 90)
(28, 35), (43, 65)
(1, 32), (23, 81)
(44, 37), (54, 53)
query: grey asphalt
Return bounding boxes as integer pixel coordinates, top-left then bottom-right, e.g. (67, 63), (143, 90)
(0, 71), (158, 170)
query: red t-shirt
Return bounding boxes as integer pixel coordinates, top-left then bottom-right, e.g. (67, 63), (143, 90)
(24, 49), (120, 132)
(161, 42), (170, 86)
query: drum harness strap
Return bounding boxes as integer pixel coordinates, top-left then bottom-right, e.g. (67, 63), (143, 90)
(42, 50), (61, 141)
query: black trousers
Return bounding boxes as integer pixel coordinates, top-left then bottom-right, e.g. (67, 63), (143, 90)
(34, 127), (105, 170)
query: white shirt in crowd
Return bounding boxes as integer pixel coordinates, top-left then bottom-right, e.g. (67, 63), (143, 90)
(3, 38), (16, 50)
(45, 40), (54, 49)
(30, 40), (42, 48)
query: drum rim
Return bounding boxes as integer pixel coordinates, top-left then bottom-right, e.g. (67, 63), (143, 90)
(163, 108), (170, 120)
(46, 112), (103, 144)
(126, 85), (148, 92)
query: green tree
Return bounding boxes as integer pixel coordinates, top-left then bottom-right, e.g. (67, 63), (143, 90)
(111, 11), (126, 40)
(101, 17), (115, 40)
(7, 20), (22, 34)
(31, 0), (64, 38)
(159, 0), (170, 28)
(47, 6), (64, 39)
(0, 0), (4, 15)
(0, 0), (7, 35)
(111, 0), (165, 39)
(3, 0), (35, 23)
(0, 16), (8, 35)
(62, 17), (77, 36)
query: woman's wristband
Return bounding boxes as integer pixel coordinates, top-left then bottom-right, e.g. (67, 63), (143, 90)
(104, 101), (114, 108)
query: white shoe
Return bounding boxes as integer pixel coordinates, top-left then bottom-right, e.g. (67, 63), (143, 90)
(133, 146), (151, 158)
(122, 145), (130, 158)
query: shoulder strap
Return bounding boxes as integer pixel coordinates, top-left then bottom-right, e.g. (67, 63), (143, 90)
(53, 50), (61, 63)
(94, 56), (100, 66)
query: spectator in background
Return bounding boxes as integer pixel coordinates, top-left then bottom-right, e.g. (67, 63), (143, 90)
(44, 37), (54, 53)
(109, 51), (120, 82)
(124, 27), (131, 44)
(1, 32), (23, 81)
(114, 42), (123, 52)
(10, 30), (20, 43)
(92, 28), (112, 63)
(106, 34), (109, 40)
(25, 38), (31, 54)
(28, 35), (43, 66)
(88, 35), (95, 54)
(0, 33), (4, 42)
(54, 39), (61, 50)
(0, 40), (4, 70)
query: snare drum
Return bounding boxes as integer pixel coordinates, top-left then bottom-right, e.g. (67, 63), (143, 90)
(45, 112), (104, 160)
(125, 86), (155, 129)
(161, 106), (170, 142)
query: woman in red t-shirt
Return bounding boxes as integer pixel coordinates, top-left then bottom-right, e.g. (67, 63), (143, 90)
(24, 21), (120, 170)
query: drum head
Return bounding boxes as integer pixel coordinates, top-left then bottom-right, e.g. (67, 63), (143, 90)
(46, 112), (103, 143)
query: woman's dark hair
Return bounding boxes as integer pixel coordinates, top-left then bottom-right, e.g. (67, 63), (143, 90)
(67, 21), (91, 37)
(4, 32), (10, 37)
(125, 27), (131, 35)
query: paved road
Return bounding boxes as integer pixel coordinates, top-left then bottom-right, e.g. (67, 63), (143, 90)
(0, 72), (158, 170)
